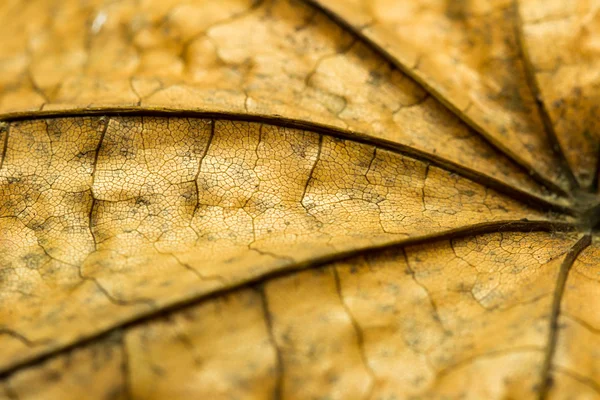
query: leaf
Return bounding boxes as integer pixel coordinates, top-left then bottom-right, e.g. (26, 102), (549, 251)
(0, 0), (597, 399)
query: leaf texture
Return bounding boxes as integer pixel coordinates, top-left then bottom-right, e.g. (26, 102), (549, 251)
(303, 0), (578, 192)
(0, 0), (598, 399)
(517, 0), (600, 190)
(0, 0), (569, 207)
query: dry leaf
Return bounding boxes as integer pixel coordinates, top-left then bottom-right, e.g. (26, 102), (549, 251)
(0, 0), (598, 399)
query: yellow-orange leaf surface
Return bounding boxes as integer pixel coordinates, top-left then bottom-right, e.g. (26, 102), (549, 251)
(0, 0), (598, 399)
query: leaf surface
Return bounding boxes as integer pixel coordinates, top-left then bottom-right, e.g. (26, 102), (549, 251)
(0, 0), (568, 206)
(303, 0), (577, 192)
(0, 0), (599, 399)
(517, 0), (600, 190)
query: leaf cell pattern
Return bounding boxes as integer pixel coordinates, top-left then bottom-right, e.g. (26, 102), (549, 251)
(0, 0), (599, 399)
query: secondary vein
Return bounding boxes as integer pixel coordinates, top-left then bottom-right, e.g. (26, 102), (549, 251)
(538, 234), (592, 399)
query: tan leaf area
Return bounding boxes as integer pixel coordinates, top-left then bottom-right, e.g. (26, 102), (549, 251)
(0, 0), (568, 206)
(0, 231), (585, 399)
(0, 338), (125, 400)
(0, 116), (553, 371)
(0, 0), (599, 399)
(304, 0), (574, 193)
(551, 239), (600, 397)
(518, 0), (600, 189)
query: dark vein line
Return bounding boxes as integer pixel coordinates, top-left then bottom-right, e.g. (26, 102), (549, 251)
(0, 110), (575, 215)
(129, 77), (142, 106)
(88, 117), (110, 250)
(563, 313), (600, 335)
(401, 248), (448, 333)
(298, 0), (571, 197)
(582, 203), (600, 232)
(300, 135), (322, 212)
(192, 119), (215, 220)
(538, 234), (592, 400)
(0, 123), (9, 171)
(0, 330), (38, 347)
(121, 335), (133, 400)
(365, 147), (377, 179)
(436, 347), (542, 381)
(553, 366), (600, 395)
(0, 219), (577, 379)
(78, 267), (155, 308)
(248, 247), (294, 263)
(258, 287), (283, 400)
(166, 252), (227, 284)
(421, 164), (430, 212)
(512, 1), (580, 192)
(332, 267), (376, 399)
(91, 117), (109, 179)
(591, 144), (600, 193)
